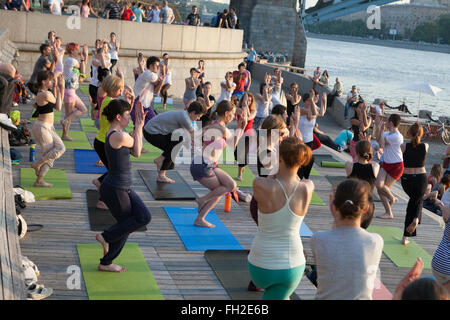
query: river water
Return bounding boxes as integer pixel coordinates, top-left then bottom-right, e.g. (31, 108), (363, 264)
(304, 37), (449, 118)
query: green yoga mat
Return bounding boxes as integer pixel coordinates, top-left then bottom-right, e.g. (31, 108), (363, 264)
(367, 225), (432, 269)
(55, 130), (92, 150)
(311, 191), (326, 206)
(153, 103), (174, 113)
(321, 161), (345, 168)
(310, 168), (320, 177)
(77, 243), (164, 300)
(20, 168), (72, 200)
(30, 110), (62, 122)
(131, 143), (163, 163)
(79, 85), (89, 95)
(219, 164), (256, 188)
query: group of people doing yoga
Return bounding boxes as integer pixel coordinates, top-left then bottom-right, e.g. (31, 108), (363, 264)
(23, 33), (449, 299)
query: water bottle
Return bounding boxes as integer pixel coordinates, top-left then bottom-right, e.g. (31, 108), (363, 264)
(224, 193), (231, 212)
(29, 144), (36, 162)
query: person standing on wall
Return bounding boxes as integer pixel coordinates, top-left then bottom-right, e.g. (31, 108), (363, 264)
(246, 45), (257, 71)
(48, 0), (63, 15)
(185, 5), (201, 26)
(160, 1), (175, 25)
(109, 33), (120, 73)
(105, 0), (123, 20)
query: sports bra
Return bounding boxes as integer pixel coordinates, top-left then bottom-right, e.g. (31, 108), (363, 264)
(37, 101), (55, 114)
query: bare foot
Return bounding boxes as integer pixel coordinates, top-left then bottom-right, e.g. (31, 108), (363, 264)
(406, 218), (419, 235)
(34, 181), (53, 187)
(157, 175), (175, 183)
(401, 237), (410, 246)
(96, 201), (109, 210)
(98, 264), (126, 273)
(141, 148), (149, 154)
(95, 159), (104, 167)
(236, 176), (242, 182)
(194, 218), (216, 228)
(376, 213), (394, 220)
(96, 233), (109, 256)
(61, 135), (74, 141)
(92, 179), (101, 190)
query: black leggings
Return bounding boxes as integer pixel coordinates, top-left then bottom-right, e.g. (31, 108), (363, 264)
(234, 135), (251, 168)
(143, 130), (183, 171)
(298, 141), (314, 180)
(99, 183), (151, 265)
(401, 173), (428, 237)
(160, 83), (171, 105)
(315, 132), (341, 152)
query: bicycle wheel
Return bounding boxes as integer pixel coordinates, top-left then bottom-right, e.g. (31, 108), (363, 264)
(442, 128), (450, 146)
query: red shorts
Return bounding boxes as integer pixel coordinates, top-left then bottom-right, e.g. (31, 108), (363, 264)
(382, 161), (404, 181)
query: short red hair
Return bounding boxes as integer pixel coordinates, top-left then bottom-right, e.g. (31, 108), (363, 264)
(65, 42), (79, 55)
(279, 137), (312, 168)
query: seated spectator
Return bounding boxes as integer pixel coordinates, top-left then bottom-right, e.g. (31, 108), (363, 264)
(311, 179), (383, 300)
(313, 123), (343, 152)
(318, 70), (329, 87)
(345, 85), (359, 120)
(185, 5), (200, 26)
(308, 66), (320, 83)
(423, 174), (449, 216)
(428, 164), (443, 188)
(334, 127), (354, 150)
(327, 77), (343, 107)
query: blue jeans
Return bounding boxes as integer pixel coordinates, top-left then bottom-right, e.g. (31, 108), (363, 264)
(99, 183), (151, 265)
(344, 102), (350, 118)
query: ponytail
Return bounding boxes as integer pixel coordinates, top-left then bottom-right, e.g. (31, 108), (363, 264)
(408, 123), (423, 147)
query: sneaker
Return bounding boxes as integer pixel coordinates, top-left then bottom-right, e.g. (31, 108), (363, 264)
(0, 113), (17, 131)
(237, 189), (252, 203)
(248, 280), (263, 292)
(27, 283), (53, 300)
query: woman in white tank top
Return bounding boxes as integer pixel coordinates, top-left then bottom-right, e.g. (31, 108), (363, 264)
(248, 137), (315, 300)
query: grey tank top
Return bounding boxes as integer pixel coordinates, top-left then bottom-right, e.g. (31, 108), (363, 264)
(103, 130), (132, 188)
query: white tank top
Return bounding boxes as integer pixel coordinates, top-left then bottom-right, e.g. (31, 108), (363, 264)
(248, 179), (306, 270)
(298, 114), (316, 143)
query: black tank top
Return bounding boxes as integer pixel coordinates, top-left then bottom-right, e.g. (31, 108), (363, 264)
(286, 98), (299, 120)
(37, 101), (55, 114)
(348, 162), (376, 187)
(403, 143), (426, 168)
(103, 130), (132, 188)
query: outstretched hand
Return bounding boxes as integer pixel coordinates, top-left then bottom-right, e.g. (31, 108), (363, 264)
(393, 257), (424, 300)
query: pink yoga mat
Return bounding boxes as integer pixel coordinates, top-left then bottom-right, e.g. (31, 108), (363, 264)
(372, 277), (393, 300)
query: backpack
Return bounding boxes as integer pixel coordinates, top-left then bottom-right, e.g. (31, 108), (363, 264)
(9, 123), (32, 146)
(0, 72), (17, 115)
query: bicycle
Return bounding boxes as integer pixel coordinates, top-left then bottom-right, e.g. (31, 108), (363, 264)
(422, 114), (450, 145)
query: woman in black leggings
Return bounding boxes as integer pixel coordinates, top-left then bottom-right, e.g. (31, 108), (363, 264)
(400, 123), (429, 246)
(95, 97), (151, 273)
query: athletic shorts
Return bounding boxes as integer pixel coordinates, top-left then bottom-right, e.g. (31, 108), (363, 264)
(382, 161), (404, 181)
(190, 160), (216, 181)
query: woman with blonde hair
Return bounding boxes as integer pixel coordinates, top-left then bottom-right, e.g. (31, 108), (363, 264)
(31, 71), (66, 187)
(248, 137), (314, 299)
(92, 72), (127, 210)
(400, 123), (429, 245)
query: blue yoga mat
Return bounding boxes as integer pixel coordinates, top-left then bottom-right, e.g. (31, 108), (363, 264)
(300, 223), (313, 238)
(163, 206), (243, 251)
(74, 149), (107, 174)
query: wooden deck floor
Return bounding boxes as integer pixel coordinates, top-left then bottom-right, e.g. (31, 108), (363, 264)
(12, 90), (445, 300)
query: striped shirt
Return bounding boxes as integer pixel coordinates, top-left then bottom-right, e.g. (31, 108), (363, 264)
(432, 216), (450, 275)
(106, 2), (121, 20)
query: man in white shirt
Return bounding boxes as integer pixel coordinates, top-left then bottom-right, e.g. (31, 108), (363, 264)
(132, 56), (165, 126)
(48, 0), (63, 15)
(345, 85), (359, 119)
